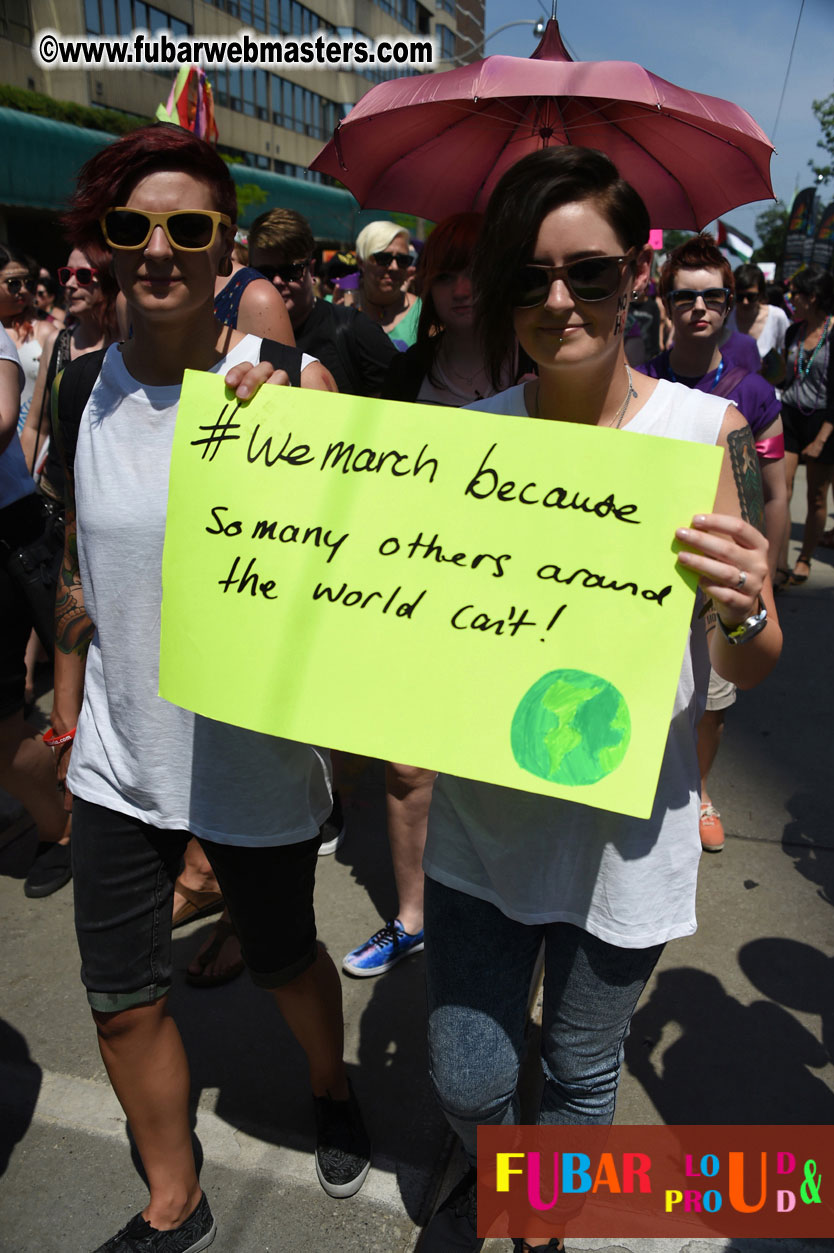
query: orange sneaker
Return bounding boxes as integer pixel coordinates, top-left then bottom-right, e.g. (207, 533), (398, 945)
(699, 802), (725, 853)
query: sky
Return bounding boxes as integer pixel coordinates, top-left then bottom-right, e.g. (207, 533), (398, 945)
(481, 0), (833, 245)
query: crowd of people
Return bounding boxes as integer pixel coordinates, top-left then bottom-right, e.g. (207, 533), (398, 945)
(1, 117), (831, 1252)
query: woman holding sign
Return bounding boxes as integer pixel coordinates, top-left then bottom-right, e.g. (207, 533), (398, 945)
(48, 124), (368, 1253)
(420, 147), (780, 1252)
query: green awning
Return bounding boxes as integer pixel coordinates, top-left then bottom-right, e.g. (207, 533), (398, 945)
(0, 108), (112, 213)
(0, 107), (375, 241)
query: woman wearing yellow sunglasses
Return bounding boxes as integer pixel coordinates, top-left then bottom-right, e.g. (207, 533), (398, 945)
(49, 123), (363, 1253)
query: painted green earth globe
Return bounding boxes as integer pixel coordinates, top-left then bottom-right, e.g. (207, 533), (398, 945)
(511, 668), (631, 786)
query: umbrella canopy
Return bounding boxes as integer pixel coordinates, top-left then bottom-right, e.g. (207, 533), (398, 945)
(310, 21), (774, 229)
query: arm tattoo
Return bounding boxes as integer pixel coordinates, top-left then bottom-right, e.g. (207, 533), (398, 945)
(726, 425), (765, 534)
(55, 518), (94, 656)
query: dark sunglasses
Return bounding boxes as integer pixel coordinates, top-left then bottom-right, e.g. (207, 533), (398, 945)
(257, 260), (311, 284)
(667, 287), (730, 311)
(735, 290), (761, 305)
(512, 253), (634, 308)
(2, 275), (37, 295)
(101, 208), (231, 251)
(370, 251), (411, 270)
(58, 266), (98, 287)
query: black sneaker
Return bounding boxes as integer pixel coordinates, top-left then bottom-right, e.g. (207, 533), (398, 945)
(421, 1167), (483, 1251)
(313, 1080), (371, 1198)
(24, 840), (72, 898)
(92, 1193), (216, 1252)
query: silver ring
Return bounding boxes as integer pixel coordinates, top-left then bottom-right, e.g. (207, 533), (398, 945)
(736, 570), (747, 589)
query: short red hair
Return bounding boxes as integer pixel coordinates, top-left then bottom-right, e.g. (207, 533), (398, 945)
(659, 233), (734, 300)
(63, 123), (237, 250)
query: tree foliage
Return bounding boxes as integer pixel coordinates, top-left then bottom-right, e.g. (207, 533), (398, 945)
(0, 83), (144, 135)
(752, 202), (789, 264)
(660, 230), (692, 252)
(810, 90), (834, 183)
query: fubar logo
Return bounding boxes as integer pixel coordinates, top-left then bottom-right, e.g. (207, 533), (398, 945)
(477, 1125), (831, 1239)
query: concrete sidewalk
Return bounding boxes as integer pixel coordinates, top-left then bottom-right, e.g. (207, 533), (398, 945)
(1, 474), (832, 1253)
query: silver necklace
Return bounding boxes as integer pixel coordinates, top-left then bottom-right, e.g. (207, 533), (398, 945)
(534, 362), (637, 425)
(611, 362), (638, 428)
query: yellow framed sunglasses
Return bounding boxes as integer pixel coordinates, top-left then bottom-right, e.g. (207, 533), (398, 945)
(100, 208), (232, 252)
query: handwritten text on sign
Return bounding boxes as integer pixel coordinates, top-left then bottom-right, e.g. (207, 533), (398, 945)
(159, 375), (722, 818)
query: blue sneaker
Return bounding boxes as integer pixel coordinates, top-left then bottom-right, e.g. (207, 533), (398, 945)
(341, 919), (424, 977)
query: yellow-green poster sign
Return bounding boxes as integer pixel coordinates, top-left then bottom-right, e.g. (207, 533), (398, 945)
(159, 374), (722, 819)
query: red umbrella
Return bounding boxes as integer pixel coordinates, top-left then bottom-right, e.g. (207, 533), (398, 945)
(310, 20), (774, 229)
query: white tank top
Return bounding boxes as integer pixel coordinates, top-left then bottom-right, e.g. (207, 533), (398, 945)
(68, 337), (331, 845)
(423, 379), (729, 948)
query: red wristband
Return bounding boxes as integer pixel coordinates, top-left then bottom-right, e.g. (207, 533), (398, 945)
(43, 726), (76, 747)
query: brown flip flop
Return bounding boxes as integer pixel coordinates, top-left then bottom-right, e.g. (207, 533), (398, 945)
(172, 880), (225, 929)
(185, 918), (245, 988)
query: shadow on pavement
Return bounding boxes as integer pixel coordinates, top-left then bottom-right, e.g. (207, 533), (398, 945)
(0, 1019), (42, 1178)
(624, 965), (834, 1124)
(781, 793), (834, 905)
(739, 937), (834, 1067)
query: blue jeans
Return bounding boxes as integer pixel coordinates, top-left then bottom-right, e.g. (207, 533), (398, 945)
(424, 878), (663, 1162)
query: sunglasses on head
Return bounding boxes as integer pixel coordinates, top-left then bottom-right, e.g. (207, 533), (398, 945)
(2, 275), (36, 295)
(257, 260), (311, 284)
(100, 208), (232, 252)
(667, 287), (730, 311)
(58, 266), (98, 287)
(370, 250), (412, 270)
(735, 290), (761, 305)
(512, 253), (634, 308)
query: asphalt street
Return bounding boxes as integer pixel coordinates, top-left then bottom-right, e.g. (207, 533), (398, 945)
(0, 470), (832, 1253)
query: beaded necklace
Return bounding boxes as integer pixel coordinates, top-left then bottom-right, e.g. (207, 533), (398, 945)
(793, 316), (830, 415)
(796, 316), (830, 377)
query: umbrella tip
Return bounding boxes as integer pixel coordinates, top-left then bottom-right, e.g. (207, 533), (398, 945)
(530, 18), (573, 62)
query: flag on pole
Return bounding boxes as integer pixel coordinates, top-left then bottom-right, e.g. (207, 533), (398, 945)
(156, 66), (219, 143)
(810, 201), (834, 272)
(783, 187), (818, 275)
(715, 220), (754, 260)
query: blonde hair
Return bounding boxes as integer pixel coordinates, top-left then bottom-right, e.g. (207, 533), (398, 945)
(355, 221), (410, 263)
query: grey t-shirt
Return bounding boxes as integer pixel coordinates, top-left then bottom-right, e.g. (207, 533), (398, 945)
(782, 331), (830, 413)
(67, 336), (331, 844)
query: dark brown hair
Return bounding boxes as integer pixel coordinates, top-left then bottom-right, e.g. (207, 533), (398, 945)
(249, 207), (315, 260)
(473, 146), (650, 390)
